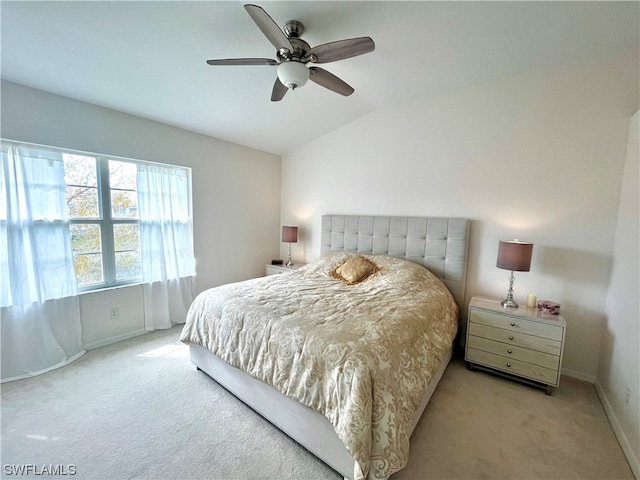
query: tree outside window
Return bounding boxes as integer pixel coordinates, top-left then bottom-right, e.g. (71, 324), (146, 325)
(63, 155), (141, 289)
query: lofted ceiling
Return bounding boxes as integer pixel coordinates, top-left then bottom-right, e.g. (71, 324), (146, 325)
(1, 1), (638, 156)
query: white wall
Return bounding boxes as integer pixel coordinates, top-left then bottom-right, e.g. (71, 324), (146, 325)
(281, 52), (638, 382)
(1, 81), (281, 348)
(597, 110), (639, 479)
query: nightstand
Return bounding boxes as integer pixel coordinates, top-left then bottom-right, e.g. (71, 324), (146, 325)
(265, 263), (305, 276)
(465, 296), (566, 395)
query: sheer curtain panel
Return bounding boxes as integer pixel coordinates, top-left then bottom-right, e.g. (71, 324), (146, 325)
(137, 163), (195, 330)
(1, 144), (85, 382)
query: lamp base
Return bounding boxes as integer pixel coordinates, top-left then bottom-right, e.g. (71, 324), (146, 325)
(502, 270), (518, 308)
(286, 243), (293, 267)
(501, 298), (519, 309)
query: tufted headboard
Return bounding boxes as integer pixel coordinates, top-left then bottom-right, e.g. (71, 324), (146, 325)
(321, 215), (470, 313)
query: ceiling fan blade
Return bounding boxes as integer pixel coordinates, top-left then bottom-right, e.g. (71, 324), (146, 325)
(244, 4), (293, 54)
(308, 67), (354, 96)
(207, 58), (278, 66)
(305, 37), (375, 64)
(271, 77), (288, 102)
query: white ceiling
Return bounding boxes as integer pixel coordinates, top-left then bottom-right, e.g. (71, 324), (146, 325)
(2, 1), (638, 156)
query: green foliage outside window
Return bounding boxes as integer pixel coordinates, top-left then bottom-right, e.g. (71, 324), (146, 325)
(63, 155), (141, 287)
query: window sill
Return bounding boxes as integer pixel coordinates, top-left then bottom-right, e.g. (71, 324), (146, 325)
(78, 282), (142, 295)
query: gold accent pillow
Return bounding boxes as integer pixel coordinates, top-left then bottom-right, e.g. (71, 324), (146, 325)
(331, 255), (380, 285)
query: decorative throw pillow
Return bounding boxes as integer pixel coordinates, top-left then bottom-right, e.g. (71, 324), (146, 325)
(330, 255), (380, 285)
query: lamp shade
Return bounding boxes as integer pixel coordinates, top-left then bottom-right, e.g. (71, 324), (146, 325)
(496, 240), (533, 272)
(282, 226), (298, 243)
(277, 61), (309, 90)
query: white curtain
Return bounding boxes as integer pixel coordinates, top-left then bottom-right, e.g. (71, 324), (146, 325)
(1, 144), (85, 383)
(137, 163), (195, 330)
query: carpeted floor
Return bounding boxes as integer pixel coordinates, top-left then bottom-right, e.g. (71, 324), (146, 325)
(1, 326), (634, 480)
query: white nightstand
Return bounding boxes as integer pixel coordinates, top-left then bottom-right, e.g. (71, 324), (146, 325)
(465, 296), (566, 395)
(265, 263), (305, 276)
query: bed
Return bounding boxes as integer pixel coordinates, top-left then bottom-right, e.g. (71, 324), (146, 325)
(180, 215), (470, 480)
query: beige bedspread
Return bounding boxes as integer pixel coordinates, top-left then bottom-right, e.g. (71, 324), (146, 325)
(180, 251), (458, 479)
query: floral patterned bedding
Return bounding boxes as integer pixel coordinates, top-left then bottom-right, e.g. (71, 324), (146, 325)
(180, 251), (458, 479)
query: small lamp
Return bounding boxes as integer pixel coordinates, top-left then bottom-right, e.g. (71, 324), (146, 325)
(496, 240), (533, 309)
(282, 226), (298, 267)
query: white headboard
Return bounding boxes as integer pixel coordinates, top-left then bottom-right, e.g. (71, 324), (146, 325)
(321, 215), (470, 313)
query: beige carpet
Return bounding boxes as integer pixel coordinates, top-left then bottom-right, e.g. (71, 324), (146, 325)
(1, 326), (633, 480)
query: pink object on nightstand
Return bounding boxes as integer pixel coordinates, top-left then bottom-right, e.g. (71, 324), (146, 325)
(537, 300), (561, 315)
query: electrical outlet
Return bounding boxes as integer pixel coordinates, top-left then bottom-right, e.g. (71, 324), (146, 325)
(109, 307), (119, 319)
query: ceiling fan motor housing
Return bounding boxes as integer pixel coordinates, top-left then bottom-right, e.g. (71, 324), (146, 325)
(277, 36), (310, 62)
(277, 21), (311, 90)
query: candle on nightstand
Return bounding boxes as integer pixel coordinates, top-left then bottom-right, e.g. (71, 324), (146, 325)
(527, 293), (537, 308)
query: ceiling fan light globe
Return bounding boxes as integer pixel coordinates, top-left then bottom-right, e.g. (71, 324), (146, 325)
(277, 61), (309, 90)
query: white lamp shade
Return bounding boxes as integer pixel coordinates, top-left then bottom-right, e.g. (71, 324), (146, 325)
(277, 61), (309, 90)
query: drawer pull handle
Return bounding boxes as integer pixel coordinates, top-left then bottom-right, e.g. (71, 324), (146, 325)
(509, 336), (514, 340)
(506, 363), (511, 367)
(510, 322), (516, 327)
(507, 349), (512, 354)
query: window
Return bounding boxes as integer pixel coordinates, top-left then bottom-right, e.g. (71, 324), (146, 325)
(3, 140), (194, 294)
(64, 154), (141, 290)
(2, 140), (195, 380)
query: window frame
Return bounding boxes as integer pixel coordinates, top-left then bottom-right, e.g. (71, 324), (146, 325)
(67, 155), (142, 292)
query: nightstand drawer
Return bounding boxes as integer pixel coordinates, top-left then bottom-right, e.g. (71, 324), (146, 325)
(469, 309), (563, 341)
(265, 264), (305, 276)
(467, 348), (559, 385)
(468, 322), (562, 356)
(266, 265), (288, 275)
(467, 335), (560, 370)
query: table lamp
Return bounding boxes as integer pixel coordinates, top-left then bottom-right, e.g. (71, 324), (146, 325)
(282, 226), (298, 267)
(496, 239), (533, 309)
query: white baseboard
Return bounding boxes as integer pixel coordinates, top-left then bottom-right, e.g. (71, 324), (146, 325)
(83, 329), (148, 351)
(594, 381), (640, 480)
(561, 367), (596, 383)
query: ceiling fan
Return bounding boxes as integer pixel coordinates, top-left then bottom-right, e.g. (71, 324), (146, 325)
(206, 4), (375, 101)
